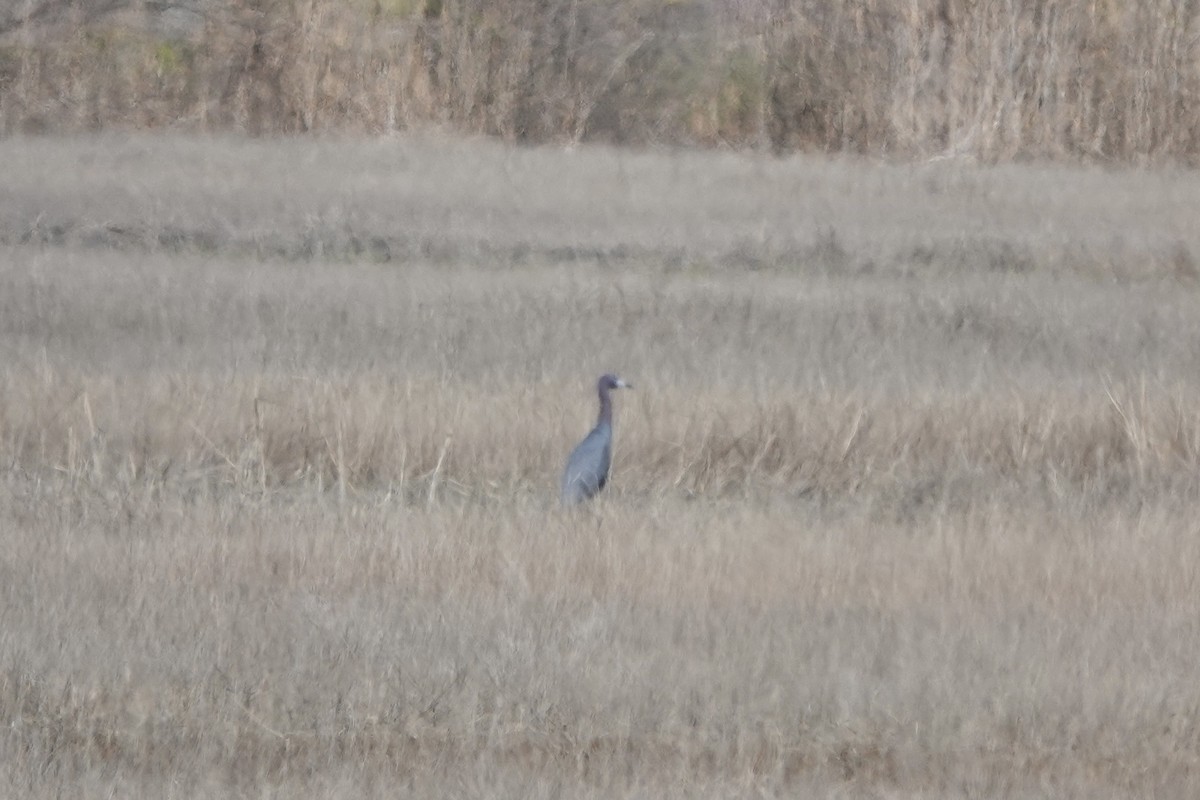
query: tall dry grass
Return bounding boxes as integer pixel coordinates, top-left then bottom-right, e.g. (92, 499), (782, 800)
(2, 0), (1200, 162)
(3, 135), (1200, 796)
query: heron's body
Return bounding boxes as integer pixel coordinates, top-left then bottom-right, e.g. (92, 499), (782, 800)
(561, 375), (631, 506)
(561, 421), (612, 504)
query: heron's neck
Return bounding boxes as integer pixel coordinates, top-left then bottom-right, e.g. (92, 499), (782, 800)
(597, 388), (613, 426)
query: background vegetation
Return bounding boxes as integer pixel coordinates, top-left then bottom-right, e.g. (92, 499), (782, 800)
(3, 2), (1199, 796)
(3, 0), (1200, 162)
(3, 135), (1200, 796)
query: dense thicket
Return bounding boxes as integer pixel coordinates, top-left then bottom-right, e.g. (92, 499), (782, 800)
(2, 0), (1198, 162)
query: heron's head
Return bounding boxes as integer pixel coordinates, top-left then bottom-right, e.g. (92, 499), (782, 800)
(599, 373), (632, 392)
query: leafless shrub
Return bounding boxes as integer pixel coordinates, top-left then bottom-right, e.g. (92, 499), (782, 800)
(3, 0), (1200, 161)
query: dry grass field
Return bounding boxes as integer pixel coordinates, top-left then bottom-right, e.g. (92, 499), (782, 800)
(3, 134), (1200, 797)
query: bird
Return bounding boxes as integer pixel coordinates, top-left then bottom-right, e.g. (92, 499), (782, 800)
(561, 374), (633, 506)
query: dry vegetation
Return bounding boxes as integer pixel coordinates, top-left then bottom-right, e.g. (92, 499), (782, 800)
(3, 133), (1200, 797)
(3, 0), (1200, 162)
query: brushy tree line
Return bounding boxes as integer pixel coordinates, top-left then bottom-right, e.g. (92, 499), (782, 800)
(2, 0), (1198, 163)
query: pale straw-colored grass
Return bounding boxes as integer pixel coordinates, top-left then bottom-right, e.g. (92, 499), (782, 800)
(2, 135), (1200, 797)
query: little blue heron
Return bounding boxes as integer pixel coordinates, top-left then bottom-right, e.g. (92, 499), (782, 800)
(561, 374), (632, 506)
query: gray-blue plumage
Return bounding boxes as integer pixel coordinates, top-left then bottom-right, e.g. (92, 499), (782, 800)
(561, 374), (632, 506)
